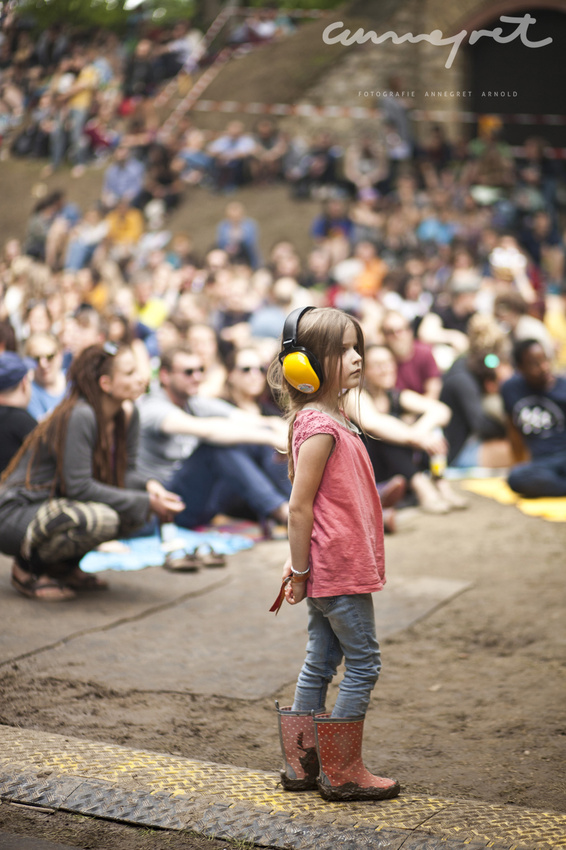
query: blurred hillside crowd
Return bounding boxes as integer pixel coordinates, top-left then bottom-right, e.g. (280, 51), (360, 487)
(1, 10), (566, 524)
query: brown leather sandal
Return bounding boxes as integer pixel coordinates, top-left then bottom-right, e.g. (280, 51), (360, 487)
(11, 562), (76, 602)
(162, 550), (200, 572)
(65, 566), (109, 592)
(194, 546), (226, 568)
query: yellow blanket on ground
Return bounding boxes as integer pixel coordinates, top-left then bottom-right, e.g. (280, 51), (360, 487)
(461, 479), (566, 522)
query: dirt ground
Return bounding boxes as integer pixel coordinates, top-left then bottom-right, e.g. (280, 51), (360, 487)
(0, 490), (565, 850)
(0, 156), (565, 848)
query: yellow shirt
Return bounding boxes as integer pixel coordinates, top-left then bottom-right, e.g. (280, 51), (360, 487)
(105, 208), (144, 245)
(545, 309), (566, 372)
(68, 65), (99, 110)
(135, 299), (169, 330)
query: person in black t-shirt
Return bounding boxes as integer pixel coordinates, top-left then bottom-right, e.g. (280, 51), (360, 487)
(0, 352), (37, 473)
(501, 339), (566, 497)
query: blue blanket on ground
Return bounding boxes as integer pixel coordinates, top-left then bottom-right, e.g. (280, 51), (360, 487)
(80, 525), (254, 573)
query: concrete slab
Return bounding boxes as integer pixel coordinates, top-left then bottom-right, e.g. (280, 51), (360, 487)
(0, 556), (230, 665)
(2, 543), (469, 699)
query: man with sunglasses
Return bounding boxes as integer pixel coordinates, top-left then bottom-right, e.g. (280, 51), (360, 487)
(137, 344), (290, 531)
(25, 332), (67, 421)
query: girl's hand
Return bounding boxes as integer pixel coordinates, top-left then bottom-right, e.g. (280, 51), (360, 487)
(280, 556), (308, 605)
(285, 577), (307, 605)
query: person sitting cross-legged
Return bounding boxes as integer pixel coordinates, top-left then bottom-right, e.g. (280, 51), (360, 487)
(0, 344), (183, 601)
(137, 344), (290, 532)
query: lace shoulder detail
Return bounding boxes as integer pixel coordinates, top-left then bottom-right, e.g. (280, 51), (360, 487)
(293, 409), (342, 453)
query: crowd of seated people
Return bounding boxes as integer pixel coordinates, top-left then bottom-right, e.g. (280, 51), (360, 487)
(1, 13), (565, 551)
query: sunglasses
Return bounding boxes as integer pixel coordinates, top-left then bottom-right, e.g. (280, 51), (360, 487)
(180, 366), (204, 377)
(34, 352), (57, 363)
(103, 341), (120, 356)
(383, 326), (409, 336)
(237, 365), (266, 374)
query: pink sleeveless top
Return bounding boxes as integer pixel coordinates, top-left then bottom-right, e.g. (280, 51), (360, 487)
(292, 409), (385, 598)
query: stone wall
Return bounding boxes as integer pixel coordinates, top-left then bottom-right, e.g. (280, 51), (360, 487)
(282, 0), (565, 143)
(281, 0), (470, 141)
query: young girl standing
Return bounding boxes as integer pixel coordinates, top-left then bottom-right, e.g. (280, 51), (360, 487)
(270, 306), (400, 802)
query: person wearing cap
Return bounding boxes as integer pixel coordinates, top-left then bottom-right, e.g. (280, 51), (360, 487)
(0, 352), (37, 474)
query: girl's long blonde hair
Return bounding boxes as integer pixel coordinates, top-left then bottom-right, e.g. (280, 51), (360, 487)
(268, 307), (365, 481)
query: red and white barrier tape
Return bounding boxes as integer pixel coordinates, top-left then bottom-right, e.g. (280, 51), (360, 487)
(190, 99), (566, 126)
(160, 48), (236, 136)
(510, 145), (566, 160)
(192, 100), (379, 118)
(414, 110), (566, 126)
(186, 99), (566, 156)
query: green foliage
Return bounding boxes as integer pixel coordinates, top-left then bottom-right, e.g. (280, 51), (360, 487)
(143, 0), (197, 26)
(14, 0), (196, 33)
(244, 0), (343, 9)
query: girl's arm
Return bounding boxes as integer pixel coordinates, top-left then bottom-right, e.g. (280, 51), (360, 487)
(285, 433), (334, 605)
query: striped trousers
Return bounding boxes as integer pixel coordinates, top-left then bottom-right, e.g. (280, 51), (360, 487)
(21, 499), (121, 575)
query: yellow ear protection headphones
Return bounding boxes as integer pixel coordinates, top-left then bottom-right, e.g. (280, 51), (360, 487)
(278, 306), (323, 394)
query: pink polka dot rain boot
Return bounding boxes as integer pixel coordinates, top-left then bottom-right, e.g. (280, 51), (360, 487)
(314, 715), (400, 801)
(275, 701), (320, 791)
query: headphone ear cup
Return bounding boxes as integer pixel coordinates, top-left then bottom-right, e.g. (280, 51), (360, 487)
(282, 351), (321, 394)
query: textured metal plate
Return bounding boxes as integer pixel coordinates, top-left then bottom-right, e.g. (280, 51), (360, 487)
(1, 725), (564, 850)
(62, 779), (187, 829)
(0, 769), (82, 808)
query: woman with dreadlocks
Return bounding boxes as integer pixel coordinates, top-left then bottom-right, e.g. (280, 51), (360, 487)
(0, 343), (183, 601)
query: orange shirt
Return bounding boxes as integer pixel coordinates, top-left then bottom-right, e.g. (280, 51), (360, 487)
(355, 258), (388, 296)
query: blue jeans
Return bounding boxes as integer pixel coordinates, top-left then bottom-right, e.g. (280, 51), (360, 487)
(68, 107), (89, 165)
(50, 108), (89, 168)
(50, 117), (67, 169)
(64, 238), (96, 270)
(508, 450), (566, 498)
(293, 594), (381, 719)
(168, 443), (291, 529)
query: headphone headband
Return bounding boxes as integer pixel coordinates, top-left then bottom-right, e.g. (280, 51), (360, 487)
(280, 306), (316, 354)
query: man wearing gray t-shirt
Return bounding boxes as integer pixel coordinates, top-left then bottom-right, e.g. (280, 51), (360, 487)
(137, 344), (290, 529)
